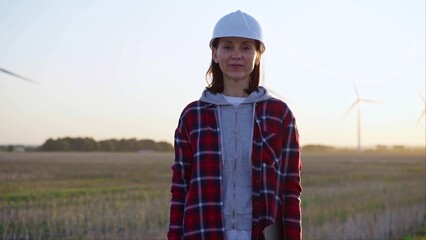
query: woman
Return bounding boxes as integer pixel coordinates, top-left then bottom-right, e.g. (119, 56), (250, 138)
(168, 10), (302, 240)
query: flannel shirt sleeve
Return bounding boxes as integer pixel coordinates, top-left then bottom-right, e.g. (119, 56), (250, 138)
(281, 117), (302, 240)
(168, 115), (193, 240)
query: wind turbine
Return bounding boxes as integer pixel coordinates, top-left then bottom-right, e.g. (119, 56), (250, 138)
(0, 67), (38, 84)
(342, 82), (382, 152)
(417, 90), (426, 125)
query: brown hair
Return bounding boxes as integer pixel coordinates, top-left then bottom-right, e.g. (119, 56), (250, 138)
(205, 38), (263, 95)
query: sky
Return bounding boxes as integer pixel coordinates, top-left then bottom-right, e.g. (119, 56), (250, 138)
(0, 0), (425, 148)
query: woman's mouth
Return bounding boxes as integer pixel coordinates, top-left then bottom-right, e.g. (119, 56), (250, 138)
(228, 64), (243, 68)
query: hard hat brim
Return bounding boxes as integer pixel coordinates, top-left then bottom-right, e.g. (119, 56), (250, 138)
(209, 37), (265, 53)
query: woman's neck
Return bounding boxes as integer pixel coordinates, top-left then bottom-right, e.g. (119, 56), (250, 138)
(223, 79), (249, 97)
(222, 88), (248, 97)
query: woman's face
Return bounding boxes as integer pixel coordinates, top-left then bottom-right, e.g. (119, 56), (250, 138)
(212, 37), (259, 84)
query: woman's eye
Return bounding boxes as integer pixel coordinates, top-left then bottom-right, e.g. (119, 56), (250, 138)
(223, 45), (231, 50)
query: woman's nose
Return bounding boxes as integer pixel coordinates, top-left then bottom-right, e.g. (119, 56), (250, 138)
(231, 49), (242, 59)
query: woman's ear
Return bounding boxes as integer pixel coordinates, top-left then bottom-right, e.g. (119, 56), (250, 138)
(212, 48), (219, 64)
(255, 53), (261, 65)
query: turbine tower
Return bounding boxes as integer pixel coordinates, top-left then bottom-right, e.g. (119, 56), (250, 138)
(417, 90), (426, 125)
(0, 67), (38, 84)
(343, 82), (381, 152)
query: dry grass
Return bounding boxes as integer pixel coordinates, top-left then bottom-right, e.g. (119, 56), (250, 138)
(0, 151), (424, 239)
(0, 152), (171, 240)
(301, 152), (425, 239)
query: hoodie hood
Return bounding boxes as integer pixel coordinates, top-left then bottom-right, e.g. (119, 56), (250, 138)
(200, 86), (272, 105)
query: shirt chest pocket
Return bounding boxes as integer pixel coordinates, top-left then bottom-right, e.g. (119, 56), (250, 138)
(256, 118), (283, 166)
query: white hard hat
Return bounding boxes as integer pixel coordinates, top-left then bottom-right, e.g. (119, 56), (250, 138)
(210, 10), (265, 52)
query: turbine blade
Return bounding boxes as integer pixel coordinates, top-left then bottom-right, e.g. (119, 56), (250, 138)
(418, 90), (425, 104)
(266, 87), (291, 102)
(417, 111), (425, 125)
(260, 64), (291, 102)
(0, 67), (38, 84)
(342, 100), (359, 118)
(352, 81), (360, 98)
(360, 98), (384, 104)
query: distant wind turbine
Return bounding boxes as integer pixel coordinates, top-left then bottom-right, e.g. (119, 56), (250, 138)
(417, 90), (426, 125)
(0, 67), (38, 84)
(342, 82), (382, 152)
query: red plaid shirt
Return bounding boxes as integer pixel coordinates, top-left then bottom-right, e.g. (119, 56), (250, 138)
(168, 98), (302, 240)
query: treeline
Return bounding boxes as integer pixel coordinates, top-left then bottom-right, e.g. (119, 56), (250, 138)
(302, 144), (336, 152)
(39, 137), (173, 152)
(302, 144), (425, 153)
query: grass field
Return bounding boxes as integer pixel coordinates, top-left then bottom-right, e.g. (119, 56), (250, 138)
(0, 151), (425, 239)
